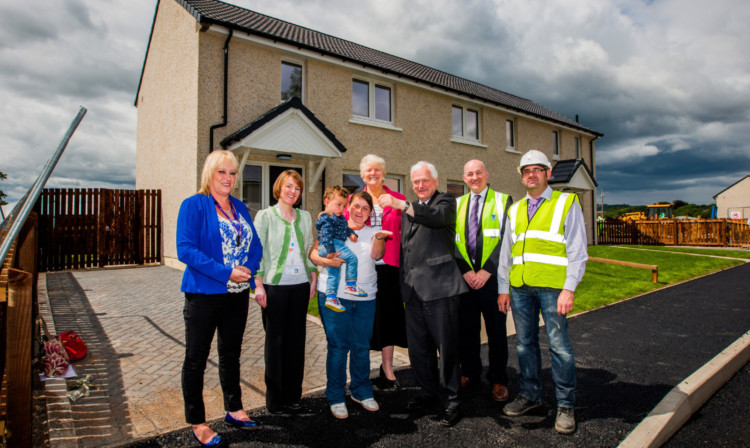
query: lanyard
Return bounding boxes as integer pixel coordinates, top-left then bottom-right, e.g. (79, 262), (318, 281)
(213, 196), (242, 246)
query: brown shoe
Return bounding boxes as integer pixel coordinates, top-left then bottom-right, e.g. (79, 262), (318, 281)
(492, 384), (509, 402)
(460, 376), (471, 389)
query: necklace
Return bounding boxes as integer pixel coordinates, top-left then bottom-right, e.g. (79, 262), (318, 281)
(276, 205), (296, 222)
(213, 196), (242, 246)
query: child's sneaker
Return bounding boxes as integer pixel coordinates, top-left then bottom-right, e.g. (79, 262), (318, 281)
(344, 284), (367, 297)
(325, 295), (346, 312)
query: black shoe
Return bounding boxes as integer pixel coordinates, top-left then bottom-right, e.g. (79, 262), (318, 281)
(286, 401), (302, 411)
(439, 408), (461, 427)
(377, 365), (401, 390)
(266, 405), (284, 415)
(406, 395), (437, 411)
(502, 395), (542, 416)
(224, 413), (259, 430)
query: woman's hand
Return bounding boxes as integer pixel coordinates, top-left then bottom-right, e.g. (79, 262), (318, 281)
(310, 241), (344, 267)
(379, 194), (405, 210)
(254, 277), (267, 308)
(229, 267), (252, 283)
(374, 230), (393, 240)
(309, 272), (318, 301)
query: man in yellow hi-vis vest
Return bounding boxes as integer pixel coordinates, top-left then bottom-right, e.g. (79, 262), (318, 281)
(454, 160), (512, 403)
(497, 150), (588, 435)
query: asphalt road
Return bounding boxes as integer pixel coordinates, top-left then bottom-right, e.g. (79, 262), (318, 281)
(121, 263), (750, 448)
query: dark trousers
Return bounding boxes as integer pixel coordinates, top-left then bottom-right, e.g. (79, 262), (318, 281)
(405, 292), (461, 411)
(182, 290), (249, 424)
(458, 277), (509, 385)
(261, 283), (309, 411)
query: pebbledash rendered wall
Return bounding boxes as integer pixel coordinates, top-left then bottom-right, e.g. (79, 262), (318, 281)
(714, 176), (750, 219)
(136, 0), (598, 267)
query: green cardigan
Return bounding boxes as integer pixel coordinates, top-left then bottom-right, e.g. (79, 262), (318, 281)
(255, 206), (317, 285)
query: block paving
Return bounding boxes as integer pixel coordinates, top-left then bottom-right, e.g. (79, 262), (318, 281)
(41, 265), (410, 447)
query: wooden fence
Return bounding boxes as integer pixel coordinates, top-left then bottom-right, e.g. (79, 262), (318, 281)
(598, 219), (750, 247)
(34, 188), (161, 271)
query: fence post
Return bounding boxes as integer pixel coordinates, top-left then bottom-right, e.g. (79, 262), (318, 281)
(674, 219), (679, 246)
(6, 268), (33, 448)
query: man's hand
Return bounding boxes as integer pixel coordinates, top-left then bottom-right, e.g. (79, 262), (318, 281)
(557, 289), (575, 316)
(462, 271), (477, 288)
(474, 269), (491, 289)
(497, 293), (510, 314)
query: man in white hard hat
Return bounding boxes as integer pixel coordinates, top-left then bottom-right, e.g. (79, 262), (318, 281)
(454, 160), (512, 402)
(496, 149), (588, 434)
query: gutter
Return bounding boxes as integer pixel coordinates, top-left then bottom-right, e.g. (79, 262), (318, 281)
(590, 135), (600, 244)
(208, 28), (233, 152)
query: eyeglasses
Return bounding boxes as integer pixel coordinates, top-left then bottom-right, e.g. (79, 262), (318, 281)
(522, 167), (546, 176)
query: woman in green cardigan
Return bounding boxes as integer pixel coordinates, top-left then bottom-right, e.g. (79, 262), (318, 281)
(253, 170), (318, 414)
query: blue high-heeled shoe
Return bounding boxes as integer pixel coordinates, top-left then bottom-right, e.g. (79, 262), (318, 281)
(192, 430), (225, 447)
(224, 412), (259, 430)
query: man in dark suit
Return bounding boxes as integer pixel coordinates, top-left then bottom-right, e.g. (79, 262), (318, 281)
(388, 161), (468, 427)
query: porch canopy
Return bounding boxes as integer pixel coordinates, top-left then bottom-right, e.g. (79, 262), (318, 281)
(549, 158), (597, 193)
(221, 97), (346, 192)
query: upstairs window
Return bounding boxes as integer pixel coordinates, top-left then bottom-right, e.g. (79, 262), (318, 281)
(506, 119), (516, 149)
(352, 79), (392, 122)
(452, 106), (479, 140)
(281, 61), (302, 101)
(553, 131), (560, 158)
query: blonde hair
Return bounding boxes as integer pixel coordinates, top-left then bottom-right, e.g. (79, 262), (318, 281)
(272, 170), (304, 206)
(359, 154), (386, 178)
(199, 150), (239, 195)
(323, 185), (350, 201)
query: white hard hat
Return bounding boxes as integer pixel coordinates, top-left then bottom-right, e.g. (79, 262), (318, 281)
(518, 150), (551, 174)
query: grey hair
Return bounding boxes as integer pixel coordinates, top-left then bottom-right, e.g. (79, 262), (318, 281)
(359, 154), (386, 177)
(410, 161), (438, 181)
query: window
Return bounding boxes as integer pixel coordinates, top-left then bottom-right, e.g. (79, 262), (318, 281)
(447, 181), (468, 198)
(352, 79), (392, 122)
(452, 106), (479, 140)
(281, 61), (302, 101)
(342, 172), (402, 196)
(506, 119), (516, 149)
(242, 163), (304, 218)
(553, 131), (560, 158)
(575, 137), (580, 159)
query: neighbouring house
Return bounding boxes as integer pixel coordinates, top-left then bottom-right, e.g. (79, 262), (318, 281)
(135, 0), (603, 268)
(713, 175), (750, 219)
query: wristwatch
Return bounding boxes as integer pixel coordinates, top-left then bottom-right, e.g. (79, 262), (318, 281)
(403, 200), (411, 212)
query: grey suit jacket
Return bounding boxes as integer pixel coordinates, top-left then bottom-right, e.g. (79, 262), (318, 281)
(400, 191), (469, 303)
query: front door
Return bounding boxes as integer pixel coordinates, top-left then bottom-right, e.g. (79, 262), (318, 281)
(242, 163), (304, 218)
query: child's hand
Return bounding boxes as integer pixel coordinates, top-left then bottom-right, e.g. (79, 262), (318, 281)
(326, 253), (335, 259)
(349, 234), (358, 242)
(317, 211), (333, 219)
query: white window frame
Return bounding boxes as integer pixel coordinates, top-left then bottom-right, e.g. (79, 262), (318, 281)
(342, 171), (404, 194)
(281, 59), (305, 103)
(451, 105), (486, 148)
(552, 130), (560, 160)
(241, 161), (306, 211)
(505, 118), (520, 153)
(350, 77), (401, 131)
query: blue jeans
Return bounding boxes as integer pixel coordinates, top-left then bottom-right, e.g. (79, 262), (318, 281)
(319, 240), (358, 296)
(317, 293), (376, 405)
(510, 285), (576, 408)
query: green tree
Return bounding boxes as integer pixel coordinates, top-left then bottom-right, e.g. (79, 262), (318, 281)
(0, 171), (7, 207)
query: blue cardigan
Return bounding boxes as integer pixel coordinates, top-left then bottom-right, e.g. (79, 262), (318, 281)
(176, 193), (262, 294)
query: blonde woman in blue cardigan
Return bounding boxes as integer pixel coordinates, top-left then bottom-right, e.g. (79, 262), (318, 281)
(176, 150), (262, 447)
(253, 170), (317, 414)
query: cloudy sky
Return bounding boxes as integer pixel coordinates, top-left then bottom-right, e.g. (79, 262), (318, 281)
(1, 0), (749, 215)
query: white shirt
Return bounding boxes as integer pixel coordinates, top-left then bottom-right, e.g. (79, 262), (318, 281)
(317, 226), (378, 301)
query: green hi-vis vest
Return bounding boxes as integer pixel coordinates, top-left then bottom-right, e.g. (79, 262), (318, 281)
(455, 189), (509, 270)
(509, 190), (578, 289)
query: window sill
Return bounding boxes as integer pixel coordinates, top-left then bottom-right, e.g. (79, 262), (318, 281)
(349, 117), (403, 132)
(450, 136), (488, 148)
(505, 147), (521, 154)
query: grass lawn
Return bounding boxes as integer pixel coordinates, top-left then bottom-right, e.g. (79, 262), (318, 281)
(305, 245), (746, 318)
(575, 246), (745, 313)
(618, 245), (750, 259)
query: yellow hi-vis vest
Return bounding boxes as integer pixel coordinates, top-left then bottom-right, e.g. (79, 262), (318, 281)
(509, 190), (578, 289)
(455, 189), (509, 270)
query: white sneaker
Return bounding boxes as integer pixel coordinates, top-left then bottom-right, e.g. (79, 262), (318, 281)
(352, 396), (380, 412)
(330, 402), (348, 419)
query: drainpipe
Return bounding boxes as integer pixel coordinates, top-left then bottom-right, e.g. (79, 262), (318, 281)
(209, 28), (233, 152)
(590, 135), (600, 244)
